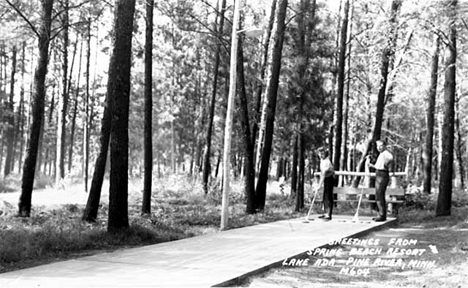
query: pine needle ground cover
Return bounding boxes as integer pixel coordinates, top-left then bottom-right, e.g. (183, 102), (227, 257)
(0, 174), (300, 273)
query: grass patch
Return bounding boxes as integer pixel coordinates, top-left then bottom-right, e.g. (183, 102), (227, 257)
(0, 207), (168, 270)
(0, 176), (302, 273)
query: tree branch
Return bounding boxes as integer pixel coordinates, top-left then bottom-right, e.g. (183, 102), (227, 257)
(52, 0), (98, 22)
(461, 18), (468, 31)
(50, 20), (89, 41)
(5, 0), (39, 37)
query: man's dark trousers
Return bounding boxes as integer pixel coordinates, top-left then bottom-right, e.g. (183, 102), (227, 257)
(375, 170), (390, 219)
(323, 175), (334, 217)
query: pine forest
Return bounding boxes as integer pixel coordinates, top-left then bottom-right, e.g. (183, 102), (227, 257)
(0, 0), (467, 232)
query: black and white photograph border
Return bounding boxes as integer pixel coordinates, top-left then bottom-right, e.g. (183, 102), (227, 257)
(1, 0), (468, 287)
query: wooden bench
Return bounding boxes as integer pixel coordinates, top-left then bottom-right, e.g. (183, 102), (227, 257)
(311, 171), (407, 216)
(333, 186), (405, 214)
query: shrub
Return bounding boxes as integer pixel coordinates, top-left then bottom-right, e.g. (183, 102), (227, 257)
(452, 188), (468, 207)
(404, 189), (436, 210)
(0, 175), (20, 193)
(403, 186), (468, 211)
(33, 173), (54, 190)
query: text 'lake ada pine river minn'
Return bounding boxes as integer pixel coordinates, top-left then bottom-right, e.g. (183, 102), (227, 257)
(281, 237), (438, 276)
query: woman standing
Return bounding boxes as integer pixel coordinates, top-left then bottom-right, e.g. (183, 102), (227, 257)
(316, 148), (335, 220)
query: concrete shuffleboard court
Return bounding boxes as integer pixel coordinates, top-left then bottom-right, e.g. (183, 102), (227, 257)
(0, 215), (396, 288)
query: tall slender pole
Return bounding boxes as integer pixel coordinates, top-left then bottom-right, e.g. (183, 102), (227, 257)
(220, 0), (240, 231)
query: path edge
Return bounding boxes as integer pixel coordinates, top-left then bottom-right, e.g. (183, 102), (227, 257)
(212, 218), (398, 287)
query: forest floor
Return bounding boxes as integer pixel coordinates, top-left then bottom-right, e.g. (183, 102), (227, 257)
(0, 173), (301, 273)
(1, 174), (468, 288)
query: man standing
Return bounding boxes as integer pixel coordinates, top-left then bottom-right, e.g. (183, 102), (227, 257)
(366, 140), (394, 222)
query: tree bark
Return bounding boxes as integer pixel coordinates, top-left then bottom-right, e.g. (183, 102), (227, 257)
(44, 83), (56, 177)
(455, 98), (464, 189)
(371, 0), (401, 144)
(83, 19), (92, 192)
(19, 0), (54, 217)
(296, 134), (305, 212)
(290, 135), (298, 197)
(69, 39), (83, 173)
(253, 0), (276, 169)
(56, 0), (69, 182)
(437, 0), (457, 217)
(107, 0), (136, 232)
(422, 35), (439, 194)
(81, 41), (109, 222)
(142, 0), (154, 215)
(0, 44), (5, 174)
(255, 0), (288, 210)
(340, 0), (354, 185)
(236, 36), (256, 214)
(333, 0), (350, 173)
(4, 45), (17, 177)
(202, 0), (227, 194)
(294, 0), (316, 210)
(17, 41), (27, 173)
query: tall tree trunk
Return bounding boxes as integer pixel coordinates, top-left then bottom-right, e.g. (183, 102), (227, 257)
(171, 119), (175, 173)
(4, 45), (17, 177)
(333, 0), (349, 173)
(43, 83), (55, 176)
(0, 44), (5, 174)
(352, 0), (402, 187)
(294, 0), (316, 210)
(290, 135), (298, 197)
(36, 95), (45, 174)
(340, 0), (354, 185)
(19, 0), (54, 217)
(202, 0), (227, 194)
(81, 13), (110, 222)
(56, 0), (69, 183)
(83, 19), (91, 192)
(422, 35), (439, 194)
(255, 0), (288, 211)
(437, 108), (443, 179)
(253, 0), (276, 169)
(437, 0), (457, 217)
(142, 0), (154, 215)
(455, 98), (464, 189)
(371, 0), (401, 145)
(276, 156), (284, 180)
(236, 36), (256, 214)
(11, 44), (28, 173)
(17, 41), (27, 173)
(0, 43), (4, 101)
(68, 39), (83, 173)
(45, 53), (58, 178)
(107, 0), (136, 232)
(296, 134), (305, 211)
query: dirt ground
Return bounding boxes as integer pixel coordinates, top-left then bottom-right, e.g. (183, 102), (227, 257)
(243, 221), (468, 288)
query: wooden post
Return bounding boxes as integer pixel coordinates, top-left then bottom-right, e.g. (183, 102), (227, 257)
(391, 175), (398, 188)
(388, 175), (398, 215)
(364, 159), (371, 188)
(220, 0), (240, 231)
